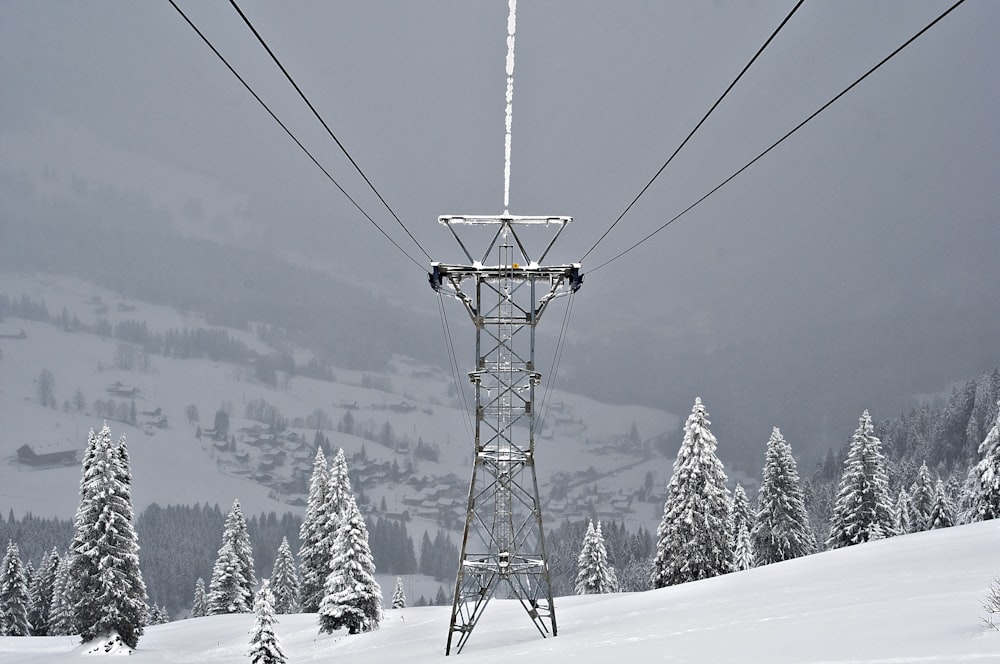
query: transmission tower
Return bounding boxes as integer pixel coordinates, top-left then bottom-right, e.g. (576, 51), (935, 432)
(430, 214), (582, 655)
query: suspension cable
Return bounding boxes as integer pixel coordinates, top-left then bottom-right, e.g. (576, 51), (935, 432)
(580, 0), (806, 263)
(228, 0), (433, 262)
(589, 0), (966, 275)
(166, 0), (425, 272)
(437, 294), (474, 442)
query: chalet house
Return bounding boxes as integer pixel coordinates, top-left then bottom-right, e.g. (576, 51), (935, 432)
(17, 444), (77, 467)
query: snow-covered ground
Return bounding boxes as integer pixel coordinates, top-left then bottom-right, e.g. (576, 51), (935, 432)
(4, 521), (1000, 663)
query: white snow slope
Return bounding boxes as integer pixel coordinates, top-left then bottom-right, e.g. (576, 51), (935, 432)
(4, 520), (1000, 663)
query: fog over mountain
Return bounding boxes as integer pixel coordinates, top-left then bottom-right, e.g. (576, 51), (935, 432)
(2, 1), (998, 474)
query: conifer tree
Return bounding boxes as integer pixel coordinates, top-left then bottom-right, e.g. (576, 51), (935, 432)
(965, 404), (1000, 522)
(191, 578), (207, 618)
(651, 398), (734, 588)
(732, 484), (754, 537)
(209, 542), (251, 615)
(575, 520), (617, 594)
(0, 541), (30, 636)
(248, 580), (287, 664)
(827, 411), (896, 549)
(318, 496), (382, 635)
(751, 428), (816, 564)
(270, 537), (299, 614)
(894, 487), (912, 535)
(391, 577), (406, 609)
(908, 461), (935, 532)
(68, 426), (147, 648)
(28, 547), (60, 635)
(221, 499), (256, 603)
(733, 519), (756, 571)
(327, 449), (354, 531)
(48, 555), (73, 636)
(298, 448), (330, 612)
(928, 479), (956, 529)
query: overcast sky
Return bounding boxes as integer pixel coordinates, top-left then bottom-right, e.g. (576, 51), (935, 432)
(2, 1), (998, 467)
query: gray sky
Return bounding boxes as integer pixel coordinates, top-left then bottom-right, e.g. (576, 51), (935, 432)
(2, 1), (998, 469)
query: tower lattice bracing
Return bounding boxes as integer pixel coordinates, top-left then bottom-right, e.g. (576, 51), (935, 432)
(430, 214), (582, 655)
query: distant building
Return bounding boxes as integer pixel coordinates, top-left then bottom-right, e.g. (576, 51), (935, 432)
(16, 444), (77, 468)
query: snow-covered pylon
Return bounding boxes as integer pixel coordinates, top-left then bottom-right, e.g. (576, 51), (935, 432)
(248, 580), (287, 664)
(318, 495), (382, 635)
(751, 427), (816, 564)
(575, 520), (618, 595)
(827, 411), (897, 548)
(651, 397), (734, 588)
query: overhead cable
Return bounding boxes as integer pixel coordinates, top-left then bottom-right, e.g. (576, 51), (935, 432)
(580, 0), (806, 263)
(165, 0), (425, 272)
(589, 0), (966, 275)
(228, 0), (433, 262)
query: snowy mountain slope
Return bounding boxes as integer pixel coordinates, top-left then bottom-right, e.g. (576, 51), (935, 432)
(3, 520), (1000, 663)
(0, 273), (678, 530)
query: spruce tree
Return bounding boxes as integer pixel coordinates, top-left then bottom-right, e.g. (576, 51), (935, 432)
(575, 520), (617, 594)
(28, 547), (60, 636)
(191, 577), (207, 618)
(48, 555), (74, 635)
(733, 519), (756, 571)
(651, 398), (734, 588)
(894, 487), (912, 535)
(327, 449), (354, 530)
(965, 404), (1000, 522)
(209, 542), (251, 614)
(928, 478), (956, 529)
(827, 411), (896, 549)
(732, 483), (754, 537)
(908, 461), (935, 532)
(391, 577), (406, 609)
(318, 496), (382, 635)
(0, 541), (30, 636)
(751, 428), (816, 564)
(298, 448), (330, 612)
(248, 580), (287, 664)
(68, 426), (147, 648)
(221, 499), (256, 603)
(270, 537), (299, 614)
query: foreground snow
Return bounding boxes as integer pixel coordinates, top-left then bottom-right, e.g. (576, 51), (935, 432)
(4, 521), (1000, 663)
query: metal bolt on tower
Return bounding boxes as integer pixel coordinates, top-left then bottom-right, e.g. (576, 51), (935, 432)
(429, 214), (582, 655)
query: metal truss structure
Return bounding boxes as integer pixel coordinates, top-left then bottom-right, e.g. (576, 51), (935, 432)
(429, 214), (582, 655)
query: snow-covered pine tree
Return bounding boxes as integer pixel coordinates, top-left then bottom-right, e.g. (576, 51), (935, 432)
(391, 577), (406, 609)
(894, 487), (912, 535)
(146, 604), (169, 625)
(733, 519), (755, 571)
(47, 555), (73, 636)
(27, 547), (60, 636)
(66, 426), (102, 636)
(248, 580), (287, 664)
(69, 426), (148, 648)
(575, 520), (618, 594)
(908, 461), (935, 532)
(208, 541), (251, 615)
(651, 398), (734, 588)
(751, 428), (816, 564)
(0, 541), (30, 636)
(732, 484), (754, 537)
(298, 448), (330, 613)
(317, 496), (382, 635)
(827, 410), (897, 549)
(270, 537), (299, 614)
(928, 478), (956, 529)
(221, 499), (256, 604)
(964, 403), (1000, 522)
(191, 577), (207, 618)
(327, 449), (354, 530)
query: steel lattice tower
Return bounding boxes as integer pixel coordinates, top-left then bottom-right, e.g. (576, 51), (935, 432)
(429, 214), (582, 655)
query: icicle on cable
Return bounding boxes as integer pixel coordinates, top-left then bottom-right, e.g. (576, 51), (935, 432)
(503, 0), (517, 214)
